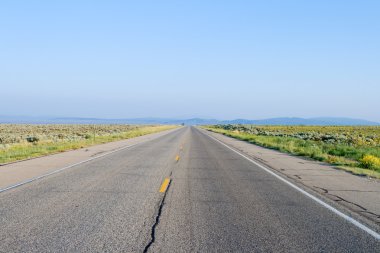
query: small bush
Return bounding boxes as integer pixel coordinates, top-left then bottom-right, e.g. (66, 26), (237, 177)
(360, 155), (380, 170)
(26, 136), (39, 143)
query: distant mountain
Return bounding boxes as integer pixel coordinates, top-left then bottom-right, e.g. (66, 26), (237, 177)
(308, 117), (380, 126)
(0, 115), (379, 126)
(223, 117), (380, 126)
(225, 117), (321, 125)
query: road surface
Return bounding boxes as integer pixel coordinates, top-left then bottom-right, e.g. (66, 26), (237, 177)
(0, 127), (379, 252)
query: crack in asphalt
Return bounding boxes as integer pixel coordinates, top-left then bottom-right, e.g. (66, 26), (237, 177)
(90, 150), (107, 157)
(330, 189), (380, 193)
(143, 142), (184, 252)
(143, 179), (172, 253)
(314, 186), (380, 221)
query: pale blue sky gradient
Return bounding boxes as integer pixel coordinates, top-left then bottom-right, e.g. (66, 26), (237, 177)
(1, 1), (379, 121)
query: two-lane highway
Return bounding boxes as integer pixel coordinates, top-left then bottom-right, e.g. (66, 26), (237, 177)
(0, 127), (379, 252)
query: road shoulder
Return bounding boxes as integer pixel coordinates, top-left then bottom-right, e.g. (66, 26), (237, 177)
(0, 128), (180, 191)
(200, 128), (380, 230)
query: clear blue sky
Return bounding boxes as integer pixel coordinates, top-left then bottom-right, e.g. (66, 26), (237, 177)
(1, 1), (379, 121)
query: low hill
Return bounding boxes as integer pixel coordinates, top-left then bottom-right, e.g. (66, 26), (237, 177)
(1, 116), (379, 126)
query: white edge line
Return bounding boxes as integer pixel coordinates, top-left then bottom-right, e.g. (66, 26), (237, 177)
(0, 128), (181, 194)
(201, 129), (380, 240)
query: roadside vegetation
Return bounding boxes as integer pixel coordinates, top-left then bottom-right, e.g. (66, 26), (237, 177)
(0, 124), (177, 164)
(202, 125), (380, 178)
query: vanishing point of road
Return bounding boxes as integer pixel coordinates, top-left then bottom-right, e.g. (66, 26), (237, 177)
(0, 127), (379, 252)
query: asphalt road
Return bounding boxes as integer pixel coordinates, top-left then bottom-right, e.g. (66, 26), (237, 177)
(0, 126), (379, 252)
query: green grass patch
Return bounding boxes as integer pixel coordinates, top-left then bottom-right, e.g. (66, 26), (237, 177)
(202, 126), (380, 179)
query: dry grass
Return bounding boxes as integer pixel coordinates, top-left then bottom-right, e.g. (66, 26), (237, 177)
(0, 124), (178, 164)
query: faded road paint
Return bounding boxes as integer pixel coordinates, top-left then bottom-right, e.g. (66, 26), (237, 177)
(159, 178), (171, 193)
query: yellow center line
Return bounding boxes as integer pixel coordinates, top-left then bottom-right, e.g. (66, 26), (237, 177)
(175, 155), (180, 161)
(159, 178), (171, 193)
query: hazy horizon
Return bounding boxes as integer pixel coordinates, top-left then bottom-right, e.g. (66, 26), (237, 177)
(1, 114), (379, 124)
(2, 1), (379, 122)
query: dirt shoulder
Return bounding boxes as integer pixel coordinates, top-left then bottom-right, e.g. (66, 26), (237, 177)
(0, 127), (180, 190)
(201, 128), (380, 230)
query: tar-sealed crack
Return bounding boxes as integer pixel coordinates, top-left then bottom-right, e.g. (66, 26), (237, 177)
(143, 180), (172, 253)
(314, 186), (380, 221)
